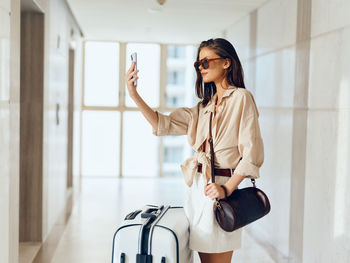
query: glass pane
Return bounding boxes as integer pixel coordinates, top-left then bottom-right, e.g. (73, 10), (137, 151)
(84, 41), (119, 106)
(125, 43), (160, 108)
(166, 45), (198, 108)
(167, 71), (185, 85)
(164, 146), (183, 163)
(162, 136), (194, 177)
(81, 111), (120, 176)
(161, 112), (194, 177)
(168, 45), (186, 59)
(122, 111), (159, 177)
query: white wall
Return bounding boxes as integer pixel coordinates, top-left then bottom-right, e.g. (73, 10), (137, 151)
(0, 0), (20, 262)
(303, 0), (350, 262)
(225, 0), (350, 262)
(226, 0), (298, 258)
(0, 0), (83, 261)
(40, 0), (83, 240)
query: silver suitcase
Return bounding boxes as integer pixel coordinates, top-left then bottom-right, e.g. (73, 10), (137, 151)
(112, 204), (194, 263)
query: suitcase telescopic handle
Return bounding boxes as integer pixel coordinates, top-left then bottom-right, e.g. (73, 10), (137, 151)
(141, 205), (164, 219)
(147, 206), (171, 256)
(141, 213), (157, 220)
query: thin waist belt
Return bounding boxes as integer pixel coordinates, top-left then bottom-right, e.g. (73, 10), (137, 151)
(197, 164), (234, 177)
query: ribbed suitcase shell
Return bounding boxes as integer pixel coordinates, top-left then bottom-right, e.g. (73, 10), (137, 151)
(112, 205), (194, 263)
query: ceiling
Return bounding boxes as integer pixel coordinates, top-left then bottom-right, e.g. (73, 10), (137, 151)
(67, 0), (269, 44)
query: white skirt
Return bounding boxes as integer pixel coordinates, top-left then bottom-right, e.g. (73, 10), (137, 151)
(183, 170), (243, 253)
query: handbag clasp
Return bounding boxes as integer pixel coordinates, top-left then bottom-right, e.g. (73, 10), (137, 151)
(251, 179), (256, 187)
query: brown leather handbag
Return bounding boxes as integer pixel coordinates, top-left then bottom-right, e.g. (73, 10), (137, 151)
(207, 112), (271, 232)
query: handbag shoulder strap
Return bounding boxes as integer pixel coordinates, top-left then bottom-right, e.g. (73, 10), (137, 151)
(208, 112), (215, 184)
(208, 111), (256, 187)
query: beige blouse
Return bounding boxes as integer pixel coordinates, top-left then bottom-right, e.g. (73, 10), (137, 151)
(152, 86), (264, 187)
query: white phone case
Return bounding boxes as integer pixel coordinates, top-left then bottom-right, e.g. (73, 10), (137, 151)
(131, 52), (137, 86)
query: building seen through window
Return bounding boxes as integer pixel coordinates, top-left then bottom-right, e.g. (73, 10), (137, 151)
(162, 45), (197, 177)
(168, 45), (186, 58)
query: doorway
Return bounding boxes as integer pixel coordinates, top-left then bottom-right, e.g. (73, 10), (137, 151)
(19, 10), (45, 242)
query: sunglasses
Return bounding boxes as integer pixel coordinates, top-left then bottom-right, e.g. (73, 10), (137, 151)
(194, 57), (225, 71)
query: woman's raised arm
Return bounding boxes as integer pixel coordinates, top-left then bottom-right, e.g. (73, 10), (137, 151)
(125, 61), (158, 132)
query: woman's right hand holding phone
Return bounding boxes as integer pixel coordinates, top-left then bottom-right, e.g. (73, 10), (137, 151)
(125, 62), (139, 98)
(124, 61), (158, 131)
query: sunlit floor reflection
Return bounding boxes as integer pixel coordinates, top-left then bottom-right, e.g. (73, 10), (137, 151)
(21, 177), (287, 263)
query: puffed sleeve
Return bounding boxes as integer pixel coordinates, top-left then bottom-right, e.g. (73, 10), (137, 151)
(233, 91), (264, 179)
(152, 105), (198, 137)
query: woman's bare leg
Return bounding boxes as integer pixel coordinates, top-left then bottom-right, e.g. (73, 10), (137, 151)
(198, 251), (234, 263)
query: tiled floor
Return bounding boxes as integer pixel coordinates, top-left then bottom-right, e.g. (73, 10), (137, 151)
(22, 177), (287, 263)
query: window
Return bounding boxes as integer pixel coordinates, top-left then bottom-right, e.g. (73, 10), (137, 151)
(168, 45), (185, 59)
(81, 111), (120, 176)
(165, 45), (197, 108)
(84, 41), (119, 106)
(164, 146), (184, 163)
(125, 43), (160, 108)
(166, 95), (184, 108)
(81, 41), (198, 178)
(167, 71), (185, 85)
(122, 111), (159, 177)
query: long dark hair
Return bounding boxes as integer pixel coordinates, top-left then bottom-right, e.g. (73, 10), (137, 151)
(194, 38), (246, 106)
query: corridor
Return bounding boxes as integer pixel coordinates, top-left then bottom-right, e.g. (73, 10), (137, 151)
(1, 0), (350, 262)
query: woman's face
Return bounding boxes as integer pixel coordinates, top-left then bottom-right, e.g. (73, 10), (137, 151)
(198, 47), (228, 83)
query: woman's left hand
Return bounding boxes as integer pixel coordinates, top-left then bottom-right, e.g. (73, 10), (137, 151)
(204, 183), (226, 200)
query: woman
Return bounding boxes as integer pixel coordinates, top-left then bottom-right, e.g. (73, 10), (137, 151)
(125, 38), (264, 263)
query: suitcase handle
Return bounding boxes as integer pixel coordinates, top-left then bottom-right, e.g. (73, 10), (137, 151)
(141, 213), (157, 220)
(141, 205), (164, 219)
(147, 206), (171, 256)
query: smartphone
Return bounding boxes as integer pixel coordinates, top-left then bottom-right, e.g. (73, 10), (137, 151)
(130, 52), (137, 86)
